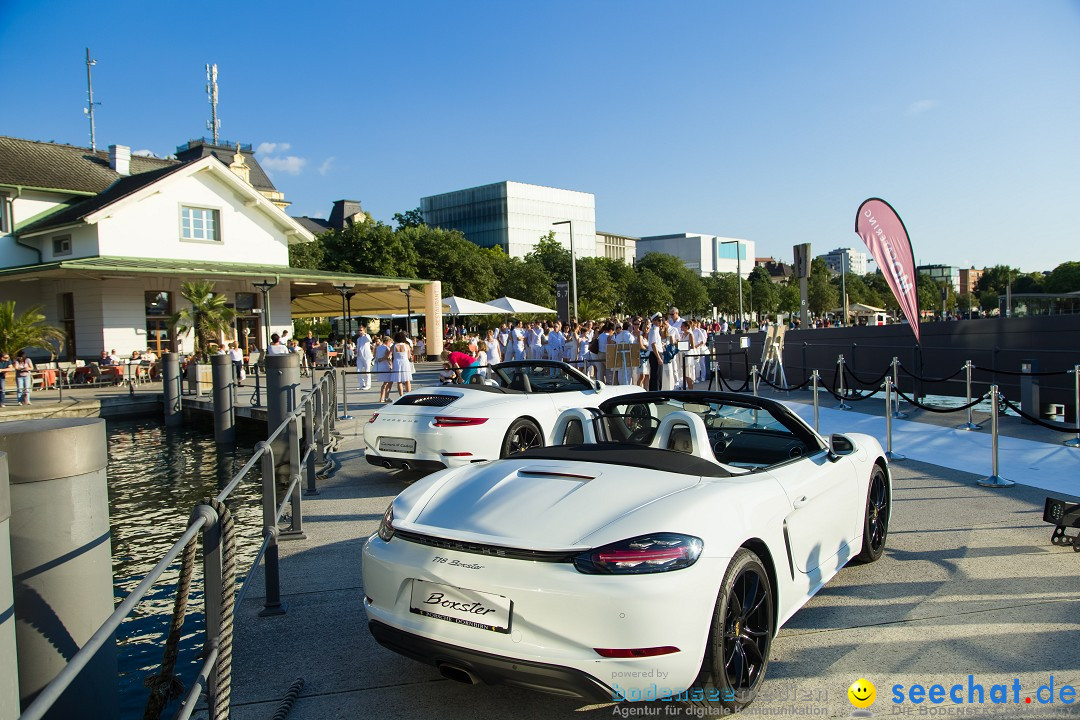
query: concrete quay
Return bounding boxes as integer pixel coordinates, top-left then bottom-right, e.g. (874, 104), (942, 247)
(226, 382), (1080, 720)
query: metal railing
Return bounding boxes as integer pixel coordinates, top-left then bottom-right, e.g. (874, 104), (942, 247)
(17, 370), (339, 720)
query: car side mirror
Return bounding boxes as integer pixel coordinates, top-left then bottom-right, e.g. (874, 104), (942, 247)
(593, 380), (602, 391)
(829, 434), (855, 460)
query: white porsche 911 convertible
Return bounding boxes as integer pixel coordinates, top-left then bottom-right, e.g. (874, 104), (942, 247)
(362, 391), (891, 712)
(364, 360), (642, 473)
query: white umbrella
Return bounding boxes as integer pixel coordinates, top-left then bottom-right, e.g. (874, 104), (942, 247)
(442, 296), (507, 315)
(486, 296), (557, 314)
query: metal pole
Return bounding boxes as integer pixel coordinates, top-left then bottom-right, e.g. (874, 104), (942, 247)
(1065, 365), (1080, 448)
(210, 354), (235, 444)
(303, 401), (319, 495)
(884, 377), (905, 461)
(257, 443), (285, 616)
(978, 385), (1014, 487)
(85, 49), (97, 152)
(339, 367), (353, 420)
(891, 356), (906, 418)
(553, 220), (578, 321)
(837, 354), (851, 410)
(163, 352), (182, 426)
(960, 360), (981, 431)
(737, 244), (743, 330)
(751, 365), (758, 397)
(812, 369), (820, 432)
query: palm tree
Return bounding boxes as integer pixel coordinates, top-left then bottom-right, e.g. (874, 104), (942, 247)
(0, 301), (66, 357)
(169, 280), (236, 360)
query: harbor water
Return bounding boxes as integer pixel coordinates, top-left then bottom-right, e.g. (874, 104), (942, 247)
(107, 416), (265, 718)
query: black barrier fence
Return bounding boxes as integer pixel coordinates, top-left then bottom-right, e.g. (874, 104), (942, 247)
(708, 314), (1080, 418)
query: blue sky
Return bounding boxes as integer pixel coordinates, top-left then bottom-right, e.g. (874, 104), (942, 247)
(2, 0), (1078, 273)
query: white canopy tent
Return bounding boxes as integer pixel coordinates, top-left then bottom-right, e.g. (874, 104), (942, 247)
(442, 296), (507, 315)
(486, 296), (557, 315)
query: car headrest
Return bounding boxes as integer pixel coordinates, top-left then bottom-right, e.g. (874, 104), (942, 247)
(508, 372), (532, 392)
(654, 410), (713, 461)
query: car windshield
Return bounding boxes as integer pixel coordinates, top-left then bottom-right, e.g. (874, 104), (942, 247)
(491, 363), (593, 393)
(594, 397), (817, 469)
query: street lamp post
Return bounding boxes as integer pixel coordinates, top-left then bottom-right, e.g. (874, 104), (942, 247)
(720, 240), (744, 330)
(399, 285), (413, 337)
(252, 279), (278, 349)
(552, 220), (578, 321)
(332, 283), (352, 338)
(841, 252), (849, 326)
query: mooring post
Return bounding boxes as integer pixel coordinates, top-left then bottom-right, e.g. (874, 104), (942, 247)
(162, 352), (182, 427)
(0, 452), (18, 720)
(266, 353), (300, 488)
(210, 354), (235, 445)
(0, 419), (117, 720)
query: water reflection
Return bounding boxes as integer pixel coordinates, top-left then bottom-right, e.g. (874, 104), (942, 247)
(107, 416), (264, 718)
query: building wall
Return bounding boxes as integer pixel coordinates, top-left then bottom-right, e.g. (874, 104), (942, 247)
(0, 188), (86, 267)
(820, 248), (868, 276)
(637, 233), (753, 278)
(96, 170), (290, 265)
(918, 265), (961, 292)
(597, 232), (637, 263)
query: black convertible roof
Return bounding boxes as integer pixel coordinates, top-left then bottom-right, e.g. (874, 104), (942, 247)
(516, 443), (732, 478)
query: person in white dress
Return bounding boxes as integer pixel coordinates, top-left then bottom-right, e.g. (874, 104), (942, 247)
(693, 321), (709, 388)
(661, 321), (680, 391)
(636, 320), (651, 389)
(475, 341), (490, 378)
(374, 335), (394, 403)
(356, 331), (373, 390)
(484, 330), (502, 368)
(682, 320), (698, 390)
(389, 331), (413, 397)
(545, 322), (564, 369)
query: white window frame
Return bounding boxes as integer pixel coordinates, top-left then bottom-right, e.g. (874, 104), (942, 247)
(179, 204), (222, 243)
(0, 192), (11, 234)
(52, 234), (72, 257)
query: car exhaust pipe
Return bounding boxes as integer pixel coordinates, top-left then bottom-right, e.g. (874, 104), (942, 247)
(382, 460), (393, 469)
(437, 663), (478, 685)
(400, 462), (411, 471)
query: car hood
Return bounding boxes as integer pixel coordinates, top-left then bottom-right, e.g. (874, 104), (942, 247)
(395, 459), (700, 550)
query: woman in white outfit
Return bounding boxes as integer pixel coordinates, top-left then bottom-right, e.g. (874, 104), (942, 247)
(374, 335), (394, 403)
(661, 322), (679, 391)
(389, 331), (413, 398)
(356, 331), (373, 390)
(484, 330), (502, 368)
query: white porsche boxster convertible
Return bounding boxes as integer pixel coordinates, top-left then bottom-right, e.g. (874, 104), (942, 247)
(364, 360), (643, 472)
(362, 391), (890, 712)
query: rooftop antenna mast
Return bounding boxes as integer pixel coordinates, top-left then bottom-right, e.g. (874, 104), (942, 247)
(206, 63), (220, 144)
(84, 48), (100, 152)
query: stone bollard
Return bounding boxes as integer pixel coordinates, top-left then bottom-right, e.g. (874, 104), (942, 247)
(0, 419), (117, 720)
(211, 354), (235, 444)
(0, 452), (18, 720)
(162, 352), (182, 427)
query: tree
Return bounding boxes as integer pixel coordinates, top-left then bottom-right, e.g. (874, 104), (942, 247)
(976, 265), (1017, 295)
(807, 258), (838, 315)
(526, 232), (572, 281)
(636, 252), (708, 315)
(404, 225), (497, 300)
(777, 282), (801, 316)
(169, 280), (237, 359)
(625, 268), (672, 316)
(496, 257), (554, 308)
(1045, 261), (1080, 293)
(749, 266), (778, 317)
(288, 235), (326, 270)
(319, 220), (418, 278)
(575, 256), (620, 315)
(0, 301), (65, 356)
(393, 207), (425, 230)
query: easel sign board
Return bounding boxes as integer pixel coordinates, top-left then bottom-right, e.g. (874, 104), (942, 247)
(608, 343), (637, 370)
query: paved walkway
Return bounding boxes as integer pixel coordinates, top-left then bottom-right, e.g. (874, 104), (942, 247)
(227, 377), (1080, 720)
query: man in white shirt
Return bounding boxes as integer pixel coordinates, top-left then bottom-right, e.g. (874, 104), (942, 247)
(527, 322), (544, 360)
(266, 333), (289, 355)
(511, 320), (527, 361)
(546, 321), (564, 364)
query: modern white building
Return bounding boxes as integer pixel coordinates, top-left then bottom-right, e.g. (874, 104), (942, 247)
(420, 181), (597, 259)
(636, 233), (754, 278)
(596, 231), (637, 264)
(819, 247), (869, 276)
(0, 136), (441, 361)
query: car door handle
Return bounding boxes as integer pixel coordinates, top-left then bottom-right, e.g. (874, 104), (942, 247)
(792, 496), (809, 509)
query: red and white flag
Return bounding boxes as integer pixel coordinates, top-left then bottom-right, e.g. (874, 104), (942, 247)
(855, 198), (921, 344)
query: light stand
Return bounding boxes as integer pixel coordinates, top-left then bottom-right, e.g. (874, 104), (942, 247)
(552, 220), (578, 321)
(252, 279), (278, 350)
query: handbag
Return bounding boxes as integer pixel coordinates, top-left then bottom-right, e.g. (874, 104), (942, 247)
(662, 343), (679, 364)
(639, 349), (651, 361)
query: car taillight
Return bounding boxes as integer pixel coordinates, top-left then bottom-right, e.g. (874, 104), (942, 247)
(377, 504), (394, 542)
(594, 646), (680, 658)
(432, 416), (488, 427)
(368, 413), (379, 423)
(573, 533), (703, 574)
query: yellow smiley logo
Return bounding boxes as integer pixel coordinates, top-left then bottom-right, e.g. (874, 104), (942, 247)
(848, 678), (876, 709)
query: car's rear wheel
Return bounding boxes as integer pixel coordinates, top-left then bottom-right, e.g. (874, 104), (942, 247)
(691, 548), (774, 712)
(501, 418), (543, 456)
(854, 465), (889, 563)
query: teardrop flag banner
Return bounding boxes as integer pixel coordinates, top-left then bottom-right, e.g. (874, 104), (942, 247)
(855, 198), (921, 345)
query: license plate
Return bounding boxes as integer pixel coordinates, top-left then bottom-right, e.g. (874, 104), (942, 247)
(378, 437), (416, 453)
(410, 580), (512, 633)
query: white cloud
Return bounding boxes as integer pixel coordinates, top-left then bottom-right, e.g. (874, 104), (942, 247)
(906, 99), (937, 116)
(260, 155), (307, 175)
(256, 141), (291, 155)
(318, 156), (335, 176)
(132, 149), (157, 157)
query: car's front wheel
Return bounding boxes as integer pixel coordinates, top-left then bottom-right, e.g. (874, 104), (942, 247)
(854, 465), (889, 563)
(501, 418), (543, 456)
(691, 548), (774, 712)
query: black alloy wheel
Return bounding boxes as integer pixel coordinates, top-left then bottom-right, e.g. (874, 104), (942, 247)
(855, 465), (889, 563)
(502, 418), (543, 456)
(692, 548), (774, 712)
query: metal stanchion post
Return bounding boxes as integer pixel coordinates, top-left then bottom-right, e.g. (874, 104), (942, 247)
(891, 357), (906, 418)
(837, 354), (851, 410)
(959, 360), (982, 431)
(884, 377), (905, 461)
(339, 367), (353, 420)
(978, 385), (1014, 488)
(1065, 365), (1080, 448)
(812, 369), (820, 432)
(751, 365), (759, 397)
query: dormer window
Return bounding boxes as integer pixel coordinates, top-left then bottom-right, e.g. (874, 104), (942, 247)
(52, 235), (72, 257)
(180, 205), (221, 242)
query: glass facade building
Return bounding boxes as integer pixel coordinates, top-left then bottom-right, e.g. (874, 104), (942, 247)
(636, 233), (755, 278)
(421, 181), (596, 259)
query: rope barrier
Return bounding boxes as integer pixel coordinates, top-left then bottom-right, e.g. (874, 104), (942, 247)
(894, 388), (990, 414)
(141, 539), (197, 719)
(758, 373), (814, 391)
(897, 364), (966, 383)
(270, 677), (306, 720)
(843, 365), (890, 388)
(999, 397), (1080, 432)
